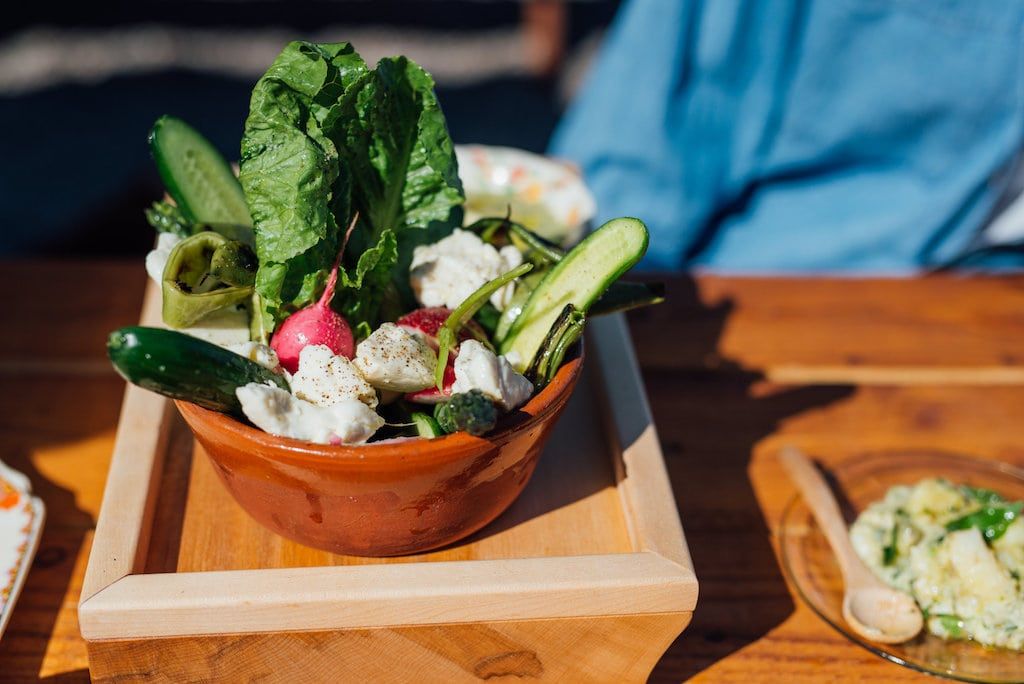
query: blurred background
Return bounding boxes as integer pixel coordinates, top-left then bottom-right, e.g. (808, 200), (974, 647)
(5, 1), (1024, 271)
(0, 0), (618, 257)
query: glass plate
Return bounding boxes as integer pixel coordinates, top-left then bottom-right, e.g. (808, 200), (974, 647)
(779, 450), (1024, 683)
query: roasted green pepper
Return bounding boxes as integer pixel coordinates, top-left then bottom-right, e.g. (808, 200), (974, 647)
(209, 239), (257, 287)
(162, 232), (255, 328)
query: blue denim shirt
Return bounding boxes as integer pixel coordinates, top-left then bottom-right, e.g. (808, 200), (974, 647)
(550, 0), (1024, 272)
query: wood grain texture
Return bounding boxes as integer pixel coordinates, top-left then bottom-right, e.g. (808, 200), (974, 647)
(4, 262), (1024, 682)
(0, 260), (145, 369)
(82, 552), (694, 639)
(86, 612), (692, 683)
(629, 274), (1024, 382)
(81, 280), (168, 604)
(647, 379), (1024, 682)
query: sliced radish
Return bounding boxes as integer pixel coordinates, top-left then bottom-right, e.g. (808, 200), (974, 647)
(405, 362), (456, 404)
(397, 307), (485, 350)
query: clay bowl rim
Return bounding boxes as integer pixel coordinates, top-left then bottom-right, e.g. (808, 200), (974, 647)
(175, 344), (584, 468)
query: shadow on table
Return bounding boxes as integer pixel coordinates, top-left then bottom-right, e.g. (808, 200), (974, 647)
(627, 276), (855, 683)
(0, 374), (121, 681)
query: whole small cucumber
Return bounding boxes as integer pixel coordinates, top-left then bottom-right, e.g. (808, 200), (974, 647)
(107, 326), (288, 415)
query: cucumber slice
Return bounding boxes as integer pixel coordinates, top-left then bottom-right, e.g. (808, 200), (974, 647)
(500, 217), (648, 370)
(494, 270), (546, 343)
(410, 412), (443, 439)
(150, 116), (252, 226)
(107, 326), (288, 416)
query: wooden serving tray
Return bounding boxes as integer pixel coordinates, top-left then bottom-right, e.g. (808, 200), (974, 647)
(79, 283), (697, 683)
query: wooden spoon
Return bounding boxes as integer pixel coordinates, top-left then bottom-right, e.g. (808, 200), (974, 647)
(779, 446), (923, 644)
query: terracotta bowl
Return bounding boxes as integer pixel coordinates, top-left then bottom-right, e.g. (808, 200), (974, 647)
(175, 349), (583, 557)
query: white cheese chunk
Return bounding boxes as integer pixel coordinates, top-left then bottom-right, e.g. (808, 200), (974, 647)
(410, 229), (524, 311)
(291, 344), (377, 408)
(236, 383), (383, 445)
(354, 323), (437, 393)
(451, 340), (533, 411)
(227, 341), (280, 372)
(145, 232), (183, 283)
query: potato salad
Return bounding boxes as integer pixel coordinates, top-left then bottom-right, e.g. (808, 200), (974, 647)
(849, 479), (1024, 650)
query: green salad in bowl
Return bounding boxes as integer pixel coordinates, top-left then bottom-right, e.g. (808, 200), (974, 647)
(108, 40), (664, 447)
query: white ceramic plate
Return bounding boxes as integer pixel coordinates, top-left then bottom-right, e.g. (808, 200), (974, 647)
(0, 460), (45, 639)
(456, 144), (596, 247)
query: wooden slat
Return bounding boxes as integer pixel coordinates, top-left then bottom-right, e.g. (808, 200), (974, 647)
(80, 284), (168, 603)
(81, 553), (695, 639)
(589, 314), (692, 569)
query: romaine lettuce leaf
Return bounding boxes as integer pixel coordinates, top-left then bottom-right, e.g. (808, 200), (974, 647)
(329, 57), (464, 301)
(240, 43), (463, 334)
(240, 41), (367, 332)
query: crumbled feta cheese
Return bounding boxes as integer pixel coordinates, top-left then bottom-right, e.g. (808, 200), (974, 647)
(236, 383), (383, 445)
(354, 323), (437, 393)
(145, 232), (183, 283)
(410, 229), (524, 311)
(451, 340), (533, 411)
(291, 344), (377, 408)
(228, 341), (280, 372)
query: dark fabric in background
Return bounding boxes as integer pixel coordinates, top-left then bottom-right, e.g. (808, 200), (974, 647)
(0, 1), (617, 257)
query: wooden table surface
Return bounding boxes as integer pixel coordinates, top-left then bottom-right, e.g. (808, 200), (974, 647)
(2, 260), (1023, 682)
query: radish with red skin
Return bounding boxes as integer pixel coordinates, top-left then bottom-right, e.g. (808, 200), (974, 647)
(270, 216), (358, 373)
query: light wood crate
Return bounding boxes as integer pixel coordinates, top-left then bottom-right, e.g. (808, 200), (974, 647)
(79, 284), (698, 682)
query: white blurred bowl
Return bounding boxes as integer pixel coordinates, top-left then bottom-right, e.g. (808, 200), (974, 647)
(456, 145), (596, 247)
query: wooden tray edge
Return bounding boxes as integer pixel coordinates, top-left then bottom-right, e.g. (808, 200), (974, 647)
(80, 551), (696, 639)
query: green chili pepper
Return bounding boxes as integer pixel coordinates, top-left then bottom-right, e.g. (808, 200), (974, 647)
(204, 222), (256, 248)
(524, 303), (585, 390)
(162, 232), (254, 328)
(466, 216), (565, 264)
